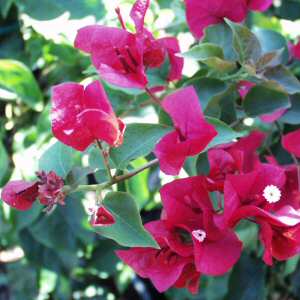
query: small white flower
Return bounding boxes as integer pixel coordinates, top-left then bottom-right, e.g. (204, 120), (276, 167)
(192, 229), (207, 242)
(263, 185), (281, 203)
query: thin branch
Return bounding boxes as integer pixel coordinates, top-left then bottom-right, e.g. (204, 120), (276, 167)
(145, 87), (162, 106)
(64, 158), (159, 194)
(96, 140), (113, 180)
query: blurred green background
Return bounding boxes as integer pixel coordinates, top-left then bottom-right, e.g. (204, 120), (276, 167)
(1, 0), (300, 299)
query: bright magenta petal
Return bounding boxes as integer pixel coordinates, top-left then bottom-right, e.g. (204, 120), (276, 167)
(117, 221), (190, 293)
(159, 37), (184, 81)
(1, 180), (38, 210)
(161, 176), (212, 224)
(130, 0), (150, 33)
(247, 0), (273, 11)
(155, 87), (217, 175)
(162, 86), (216, 142)
(51, 82), (95, 151)
(154, 131), (188, 175)
(117, 248), (188, 292)
(74, 25), (100, 52)
(193, 229), (242, 275)
(175, 264), (201, 295)
(51, 81), (124, 151)
(292, 41), (300, 60)
(260, 108), (287, 123)
(82, 81), (125, 146)
(282, 129), (300, 158)
(91, 206), (115, 227)
(75, 26), (147, 89)
(186, 0), (248, 39)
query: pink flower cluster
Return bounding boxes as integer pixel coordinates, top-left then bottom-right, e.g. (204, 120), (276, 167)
(1, 171), (65, 211)
(74, 0), (183, 89)
(117, 91), (300, 293)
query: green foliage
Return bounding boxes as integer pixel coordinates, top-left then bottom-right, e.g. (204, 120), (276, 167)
(243, 84), (290, 116)
(0, 59), (42, 110)
(38, 141), (76, 178)
(94, 192), (159, 248)
(0, 0), (300, 299)
(110, 123), (171, 169)
(225, 254), (266, 300)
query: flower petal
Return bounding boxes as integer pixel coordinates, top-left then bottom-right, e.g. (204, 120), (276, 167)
(282, 129), (300, 158)
(51, 82), (95, 151)
(186, 0), (248, 39)
(130, 0), (150, 33)
(247, 0), (273, 11)
(193, 229), (242, 275)
(159, 37), (184, 81)
(1, 180), (38, 210)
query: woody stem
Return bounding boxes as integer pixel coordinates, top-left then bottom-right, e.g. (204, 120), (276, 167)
(96, 140), (113, 180)
(145, 87), (161, 106)
(64, 158), (159, 194)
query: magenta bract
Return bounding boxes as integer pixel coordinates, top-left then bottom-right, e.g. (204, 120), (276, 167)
(1, 180), (39, 210)
(186, 0), (272, 39)
(154, 86), (217, 175)
(51, 80), (125, 151)
(74, 0), (183, 89)
(282, 129), (300, 158)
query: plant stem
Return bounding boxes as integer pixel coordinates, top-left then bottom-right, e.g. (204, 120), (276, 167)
(96, 140), (113, 180)
(220, 67), (248, 82)
(65, 158), (159, 194)
(145, 87), (161, 106)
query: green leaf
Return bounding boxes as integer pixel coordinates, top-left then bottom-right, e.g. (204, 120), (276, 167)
(0, 0), (14, 17)
(15, 0), (105, 20)
(0, 140), (9, 184)
(7, 262), (38, 300)
(196, 152), (210, 175)
(253, 29), (289, 64)
(204, 84), (238, 120)
(182, 43), (224, 60)
(225, 254), (266, 300)
(255, 49), (283, 71)
(205, 117), (244, 150)
(65, 166), (95, 189)
(126, 158), (150, 210)
(63, 195), (94, 245)
(203, 23), (237, 60)
(110, 123), (171, 169)
(190, 77), (228, 111)
(87, 240), (119, 275)
(202, 57), (237, 73)
(182, 43), (237, 73)
(226, 20), (262, 63)
(20, 229), (69, 272)
(94, 192), (159, 248)
(264, 65), (300, 94)
(280, 93), (300, 124)
(243, 84), (290, 117)
(39, 141), (75, 178)
(14, 202), (42, 231)
(28, 205), (80, 268)
(275, 0), (300, 21)
(0, 59), (42, 110)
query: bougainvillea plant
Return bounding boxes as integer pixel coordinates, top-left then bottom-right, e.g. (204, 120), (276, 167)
(2, 0), (300, 298)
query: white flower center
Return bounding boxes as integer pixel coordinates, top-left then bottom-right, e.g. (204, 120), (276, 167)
(192, 229), (207, 242)
(263, 185), (281, 203)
